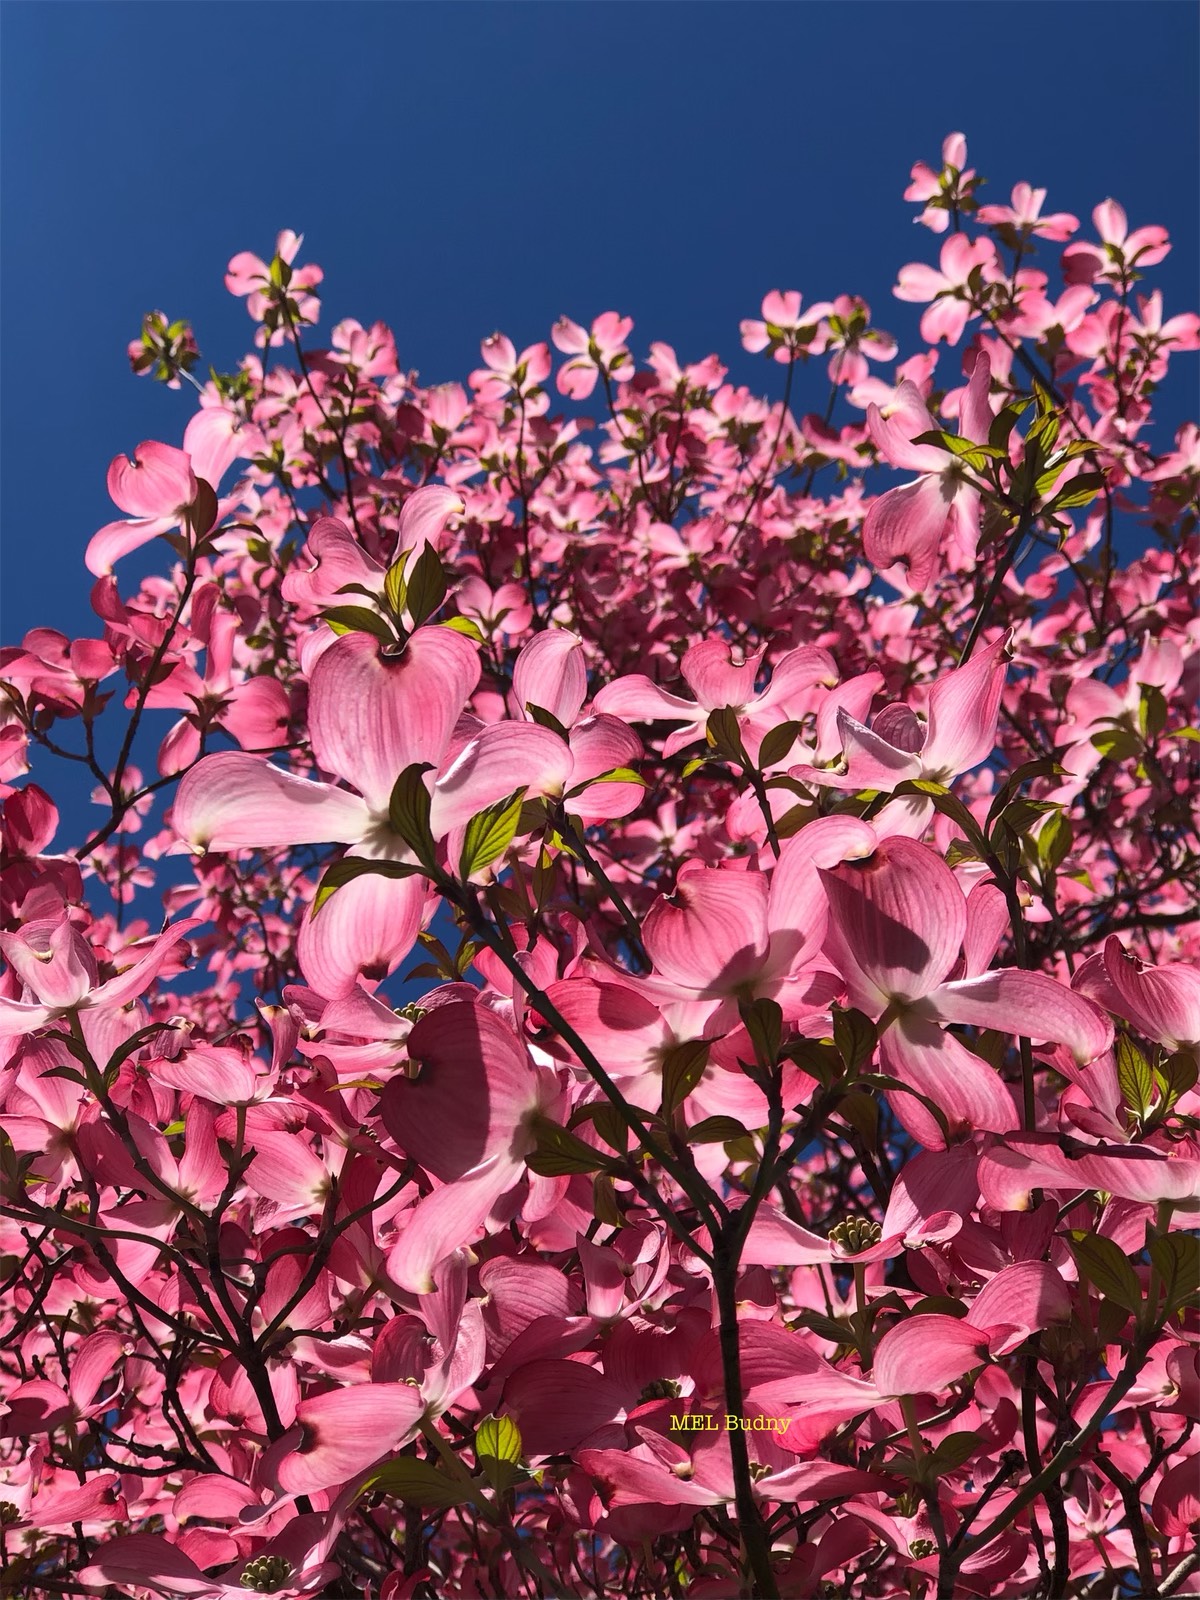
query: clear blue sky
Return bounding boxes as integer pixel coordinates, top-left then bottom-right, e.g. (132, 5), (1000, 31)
(3, 0), (1197, 645)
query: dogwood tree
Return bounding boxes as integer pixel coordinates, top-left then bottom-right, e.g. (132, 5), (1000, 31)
(2, 135), (1198, 1600)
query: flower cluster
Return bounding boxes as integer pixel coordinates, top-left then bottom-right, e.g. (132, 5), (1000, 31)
(1, 134), (1198, 1600)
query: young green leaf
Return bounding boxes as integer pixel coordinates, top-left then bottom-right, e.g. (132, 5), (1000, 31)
(459, 787), (527, 879)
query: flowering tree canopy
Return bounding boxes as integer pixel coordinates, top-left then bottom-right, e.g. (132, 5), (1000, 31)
(2, 133), (1198, 1600)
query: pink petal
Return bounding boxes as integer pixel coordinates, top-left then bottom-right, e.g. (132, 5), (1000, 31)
(541, 978), (670, 1076)
(173, 752), (370, 852)
(821, 837), (966, 1006)
(183, 406), (249, 490)
(387, 1161), (519, 1294)
(863, 474), (954, 593)
(514, 629), (588, 725)
(866, 382), (944, 472)
(920, 635), (1009, 777)
(309, 628), (479, 813)
(298, 868), (426, 999)
(965, 1260), (1071, 1347)
(643, 867), (770, 993)
(978, 1134), (1200, 1210)
(276, 1384), (425, 1494)
(85, 515), (173, 577)
(96, 917), (203, 1009)
(1100, 937), (1200, 1051)
(882, 1014), (1019, 1148)
(430, 722), (573, 838)
(280, 517), (386, 612)
(680, 640), (764, 709)
(874, 1314), (989, 1397)
(592, 675), (699, 723)
(77, 1535), (218, 1597)
(504, 1360), (626, 1456)
(107, 440), (196, 519)
(380, 1001), (541, 1182)
(930, 969), (1112, 1063)
(396, 485), (464, 556)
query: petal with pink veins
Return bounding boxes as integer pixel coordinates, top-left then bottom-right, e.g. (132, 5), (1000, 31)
(298, 868), (426, 999)
(309, 628), (479, 814)
(643, 867), (769, 993)
(514, 629), (588, 726)
(173, 752), (370, 852)
(874, 1314), (990, 1397)
(821, 838), (966, 1007)
(276, 1384), (425, 1494)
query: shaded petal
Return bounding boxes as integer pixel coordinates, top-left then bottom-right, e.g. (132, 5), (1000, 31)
(862, 473), (953, 593)
(882, 1014), (1018, 1148)
(387, 1161), (520, 1294)
(541, 978), (670, 1076)
(276, 1384), (425, 1495)
(965, 1260), (1071, 1350)
(821, 837), (965, 1005)
(380, 1001), (541, 1181)
(643, 867), (769, 993)
(874, 1314), (989, 1397)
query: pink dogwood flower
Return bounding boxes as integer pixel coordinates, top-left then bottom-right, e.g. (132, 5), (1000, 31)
(862, 351), (995, 591)
(819, 837), (1112, 1148)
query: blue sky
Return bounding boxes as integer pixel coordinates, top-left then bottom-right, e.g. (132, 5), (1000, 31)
(1, 0), (1197, 850)
(4, 0), (1198, 645)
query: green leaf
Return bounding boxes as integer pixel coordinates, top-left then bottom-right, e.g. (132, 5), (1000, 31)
(314, 856), (423, 915)
(833, 1006), (877, 1074)
(661, 1040), (710, 1116)
(1090, 728), (1141, 762)
(1048, 471), (1105, 511)
(459, 787), (527, 879)
(383, 551), (410, 617)
(404, 542), (448, 627)
(359, 1457), (476, 1509)
(1069, 1233), (1142, 1315)
(475, 1415), (523, 1491)
(757, 720), (802, 769)
(388, 763), (437, 871)
(985, 758), (1065, 828)
(1158, 1050), (1199, 1112)
(1036, 809), (1073, 874)
(525, 703), (569, 737)
(323, 605), (396, 644)
(987, 396), (1032, 453)
(928, 1430), (984, 1475)
(1116, 1034), (1155, 1122)
(912, 429), (1005, 471)
(526, 1116), (615, 1177)
(442, 614), (485, 642)
(739, 998), (782, 1071)
(565, 765), (645, 798)
(1138, 684), (1168, 742)
(892, 779), (987, 853)
(1147, 1233), (1200, 1319)
(791, 1309), (852, 1344)
(687, 1115), (750, 1145)
(706, 706), (748, 767)
(1167, 727), (1200, 744)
